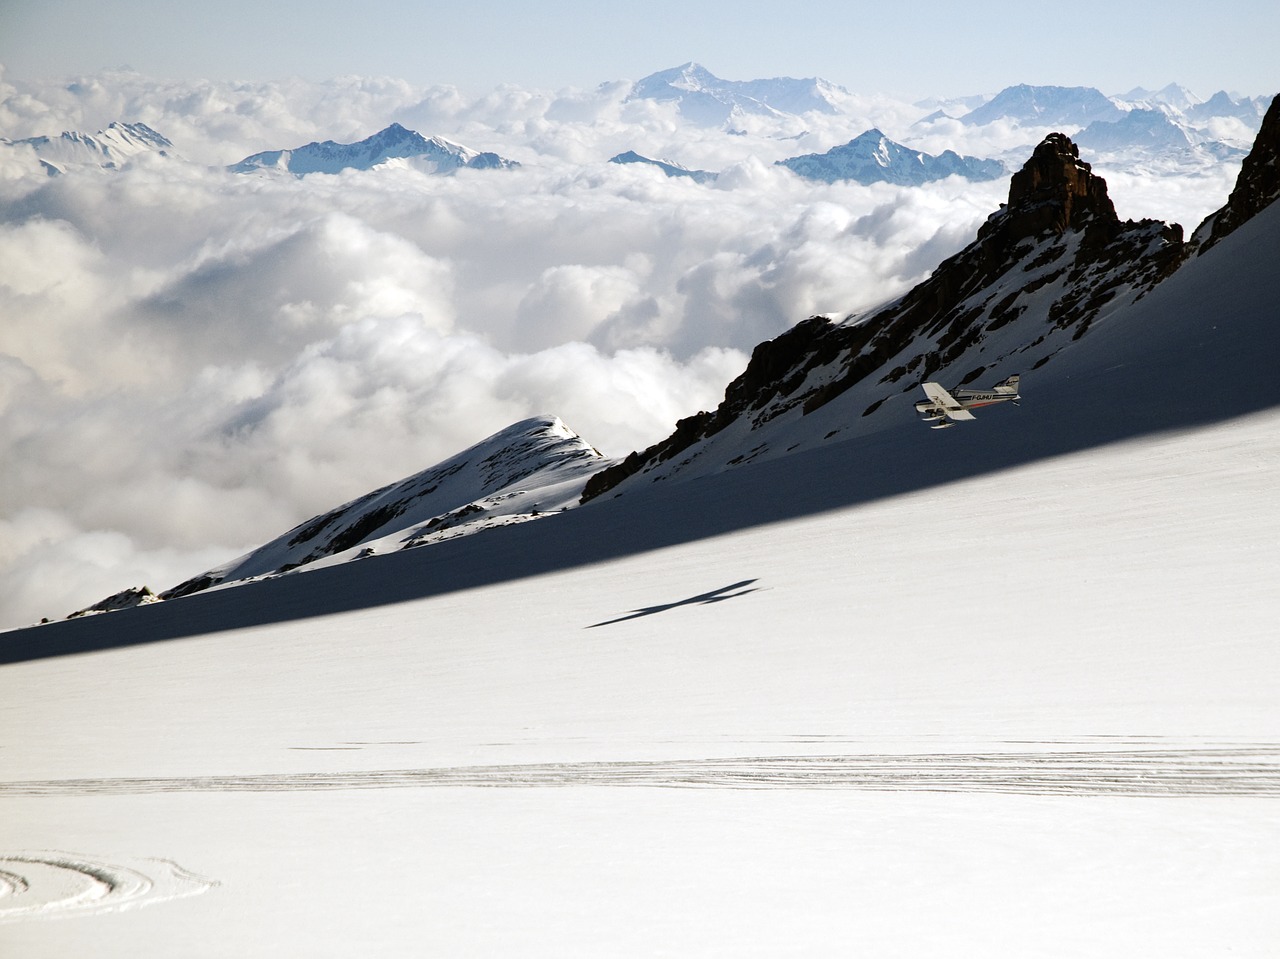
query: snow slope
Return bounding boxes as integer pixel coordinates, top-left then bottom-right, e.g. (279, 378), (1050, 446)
(1, 162), (1278, 959)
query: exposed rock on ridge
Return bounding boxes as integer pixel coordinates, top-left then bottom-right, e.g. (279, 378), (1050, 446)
(1194, 93), (1280, 253)
(163, 416), (604, 600)
(991, 132), (1116, 238)
(582, 133), (1184, 502)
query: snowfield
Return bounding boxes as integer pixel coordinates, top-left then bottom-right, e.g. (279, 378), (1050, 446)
(2, 198), (1280, 955)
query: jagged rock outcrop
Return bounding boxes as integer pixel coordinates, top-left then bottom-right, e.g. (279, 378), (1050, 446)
(582, 133), (1184, 502)
(67, 586), (162, 619)
(1193, 93), (1280, 253)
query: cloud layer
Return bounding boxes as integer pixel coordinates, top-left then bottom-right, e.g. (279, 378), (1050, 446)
(0, 69), (1241, 626)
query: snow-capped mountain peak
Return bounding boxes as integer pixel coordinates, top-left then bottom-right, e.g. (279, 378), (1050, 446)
(631, 61), (722, 97)
(3, 120), (174, 174)
(777, 128), (1005, 185)
(1118, 83), (1204, 114)
(960, 84), (1125, 127)
(627, 62), (845, 126)
(161, 415), (607, 600)
(228, 124), (519, 177)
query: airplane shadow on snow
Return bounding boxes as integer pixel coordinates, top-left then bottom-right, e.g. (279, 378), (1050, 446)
(586, 579), (761, 629)
(3, 207), (1279, 664)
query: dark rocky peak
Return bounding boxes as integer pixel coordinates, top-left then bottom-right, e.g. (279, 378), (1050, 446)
(980, 132), (1118, 245)
(1194, 93), (1280, 253)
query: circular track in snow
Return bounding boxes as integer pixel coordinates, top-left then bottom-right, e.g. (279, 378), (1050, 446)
(0, 852), (217, 923)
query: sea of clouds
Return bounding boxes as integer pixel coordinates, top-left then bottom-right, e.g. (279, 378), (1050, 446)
(0, 66), (1244, 627)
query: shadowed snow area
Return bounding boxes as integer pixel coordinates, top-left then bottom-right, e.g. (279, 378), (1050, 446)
(3, 198), (1278, 663)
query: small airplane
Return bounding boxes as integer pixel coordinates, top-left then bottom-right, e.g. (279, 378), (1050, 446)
(916, 374), (1021, 428)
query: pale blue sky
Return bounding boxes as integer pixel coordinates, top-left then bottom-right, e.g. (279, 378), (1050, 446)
(1, 0), (1275, 99)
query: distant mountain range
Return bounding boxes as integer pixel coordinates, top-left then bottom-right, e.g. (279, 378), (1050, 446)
(958, 84), (1126, 127)
(777, 129), (1005, 185)
(8, 73), (1270, 187)
(2, 121), (172, 175)
(1072, 107), (1247, 164)
(228, 123), (520, 176)
(627, 62), (846, 125)
(610, 132), (1004, 187)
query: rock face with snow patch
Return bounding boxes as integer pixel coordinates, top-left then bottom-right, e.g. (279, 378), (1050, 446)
(777, 129), (1004, 185)
(1193, 93), (1280, 253)
(229, 123), (519, 177)
(582, 132), (1185, 501)
(164, 416), (605, 599)
(67, 586), (162, 618)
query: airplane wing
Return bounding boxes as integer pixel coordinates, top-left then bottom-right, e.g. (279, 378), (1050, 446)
(921, 382), (976, 421)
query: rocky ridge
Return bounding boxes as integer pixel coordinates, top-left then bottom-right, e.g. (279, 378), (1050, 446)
(1193, 94), (1280, 253)
(161, 416), (604, 601)
(583, 131), (1187, 501)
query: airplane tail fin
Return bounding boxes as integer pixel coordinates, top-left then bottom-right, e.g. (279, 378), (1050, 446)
(994, 373), (1021, 394)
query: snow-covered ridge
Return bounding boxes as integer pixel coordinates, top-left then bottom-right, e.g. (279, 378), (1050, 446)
(922, 83), (1271, 164)
(162, 416), (606, 600)
(627, 62), (846, 126)
(2, 121), (173, 174)
(228, 123), (519, 176)
(777, 128), (1005, 185)
(960, 84), (1127, 127)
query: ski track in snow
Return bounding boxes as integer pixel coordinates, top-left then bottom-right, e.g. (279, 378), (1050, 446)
(0, 853), (217, 923)
(4, 747), (1278, 799)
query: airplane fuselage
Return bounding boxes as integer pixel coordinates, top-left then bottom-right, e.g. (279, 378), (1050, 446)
(915, 375), (1021, 427)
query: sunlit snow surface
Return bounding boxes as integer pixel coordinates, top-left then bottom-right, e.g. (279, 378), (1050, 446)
(2, 406), (1278, 955)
